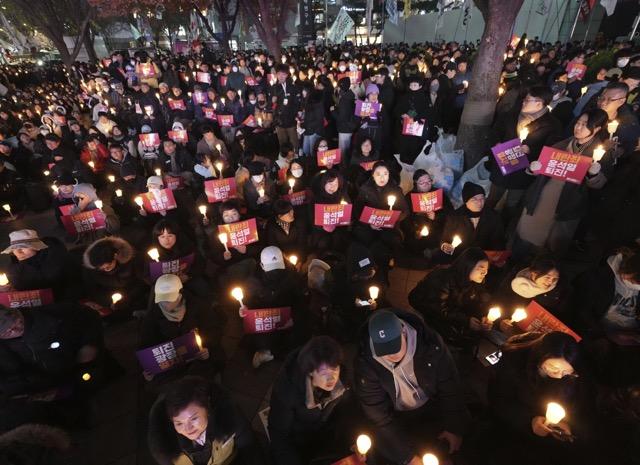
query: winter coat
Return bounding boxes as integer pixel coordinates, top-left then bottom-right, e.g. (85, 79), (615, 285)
(148, 384), (262, 465)
(441, 207), (506, 253)
(0, 303), (103, 396)
(331, 89), (357, 133)
(268, 348), (352, 465)
(354, 309), (470, 464)
(272, 80), (301, 128)
(354, 178), (409, 224)
(80, 143), (110, 173)
(158, 147), (194, 175)
(302, 91), (325, 136)
(265, 217), (308, 257)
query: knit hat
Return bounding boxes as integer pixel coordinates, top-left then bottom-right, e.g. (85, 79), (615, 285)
(260, 246), (285, 272)
(154, 274), (183, 303)
(56, 171), (76, 186)
(2, 229), (48, 254)
(365, 83), (379, 96)
(368, 310), (403, 357)
(462, 182), (485, 203)
(247, 161), (265, 176)
(0, 308), (21, 335)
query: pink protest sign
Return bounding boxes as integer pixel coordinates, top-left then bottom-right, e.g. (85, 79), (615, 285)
(355, 100), (381, 118)
(243, 307), (292, 334)
(538, 146), (591, 185)
(205, 178), (237, 203)
(517, 301), (582, 342)
(168, 99), (186, 111)
(359, 206), (401, 228)
(141, 189), (178, 213)
(317, 149), (342, 167)
(217, 218), (259, 246)
(314, 204), (353, 227)
(217, 114), (234, 127)
(60, 209), (107, 235)
(0, 288), (54, 308)
(402, 118), (425, 137)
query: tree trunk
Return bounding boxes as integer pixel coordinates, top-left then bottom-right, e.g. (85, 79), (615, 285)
(456, 0), (524, 169)
(83, 26), (98, 62)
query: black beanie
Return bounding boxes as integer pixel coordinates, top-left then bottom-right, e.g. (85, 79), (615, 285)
(338, 77), (351, 92)
(462, 182), (485, 203)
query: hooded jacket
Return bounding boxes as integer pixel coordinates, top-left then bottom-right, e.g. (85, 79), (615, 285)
(148, 384), (262, 465)
(331, 89), (357, 133)
(354, 309), (469, 464)
(268, 348), (351, 465)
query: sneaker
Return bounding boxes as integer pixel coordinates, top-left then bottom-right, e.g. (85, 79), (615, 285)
(252, 350), (274, 368)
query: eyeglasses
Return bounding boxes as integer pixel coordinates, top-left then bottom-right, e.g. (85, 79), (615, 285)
(523, 97), (543, 103)
(597, 95), (625, 103)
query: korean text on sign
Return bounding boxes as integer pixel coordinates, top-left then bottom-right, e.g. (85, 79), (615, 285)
(205, 178), (237, 203)
(491, 138), (529, 175)
(359, 206), (401, 229)
(410, 189), (444, 213)
(243, 307), (292, 334)
(538, 146), (591, 185)
(217, 218), (259, 247)
(314, 204), (353, 227)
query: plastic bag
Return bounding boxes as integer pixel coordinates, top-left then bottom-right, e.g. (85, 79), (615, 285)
(450, 156), (492, 209)
(433, 129), (464, 177)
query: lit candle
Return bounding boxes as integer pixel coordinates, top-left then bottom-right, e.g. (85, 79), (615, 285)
(519, 127), (529, 142)
(487, 306), (502, 323)
(44, 170), (50, 176)
(195, 331), (203, 350)
(238, 90), (242, 99)
(198, 205), (207, 219)
(420, 226), (429, 237)
(607, 120), (619, 138)
(581, 86), (588, 96)
(387, 195), (396, 210)
(154, 168), (161, 176)
(111, 292), (123, 304)
(451, 235), (462, 250)
(2, 204), (12, 217)
(108, 175), (115, 183)
(545, 402), (566, 425)
(498, 87), (505, 96)
(592, 145), (605, 163)
(288, 178), (295, 192)
(215, 143), (222, 153)
(147, 248), (160, 262)
(422, 454), (439, 465)
(221, 97), (226, 105)
(369, 286), (380, 301)
(218, 232), (230, 253)
(95, 200), (103, 210)
(215, 161), (224, 177)
(511, 307), (527, 323)
(82, 372), (92, 381)
(231, 287), (244, 307)
(115, 189), (123, 197)
(462, 80), (468, 88)
(258, 187), (265, 198)
(134, 196), (144, 207)
(289, 255), (298, 266)
(356, 434), (372, 456)
(0, 273), (9, 286)
(340, 199), (348, 205)
(51, 185), (59, 194)
(257, 116), (263, 127)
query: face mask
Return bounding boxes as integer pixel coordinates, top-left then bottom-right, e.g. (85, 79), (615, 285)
(430, 82), (439, 92)
(249, 99), (256, 105)
(251, 174), (264, 183)
(338, 65), (346, 72)
(291, 169), (303, 178)
(232, 66), (238, 72)
(617, 58), (630, 68)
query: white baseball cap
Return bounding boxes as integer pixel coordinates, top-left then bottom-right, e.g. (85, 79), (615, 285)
(260, 246), (285, 272)
(154, 274), (183, 303)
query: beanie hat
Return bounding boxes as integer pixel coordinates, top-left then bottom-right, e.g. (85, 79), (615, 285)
(462, 182), (485, 203)
(365, 83), (379, 96)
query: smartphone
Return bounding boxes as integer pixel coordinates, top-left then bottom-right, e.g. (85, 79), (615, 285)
(485, 350), (502, 365)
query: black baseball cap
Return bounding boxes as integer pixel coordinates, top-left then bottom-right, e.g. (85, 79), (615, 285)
(369, 310), (403, 356)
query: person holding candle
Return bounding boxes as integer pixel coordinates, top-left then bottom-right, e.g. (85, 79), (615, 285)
(343, 242), (388, 319)
(515, 109), (610, 260)
(486, 331), (593, 465)
(51, 170), (76, 228)
(196, 126), (230, 163)
(0, 302), (104, 397)
(242, 161), (275, 219)
(355, 308), (469, 465)
(79, 134), (109, 178)
(268, 336), (359, 465)
(487, 86), (563, 222)
(265, 200), (308, 265)
(309, 169), (352, 254)
(596, 81), (640, 157)
(409, 247), (492, 347)
(82, 236), (148, 319)
(439, 182), (504, 261)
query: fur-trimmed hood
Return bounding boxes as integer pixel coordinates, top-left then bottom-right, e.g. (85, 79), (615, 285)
(82, 236), (135, 270)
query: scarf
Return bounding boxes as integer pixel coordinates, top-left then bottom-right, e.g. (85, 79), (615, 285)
(276, 218), (291, 235)
(159, 296), (186, 322)
(567, 137), (598, 155)
(517, 107), (548, 135)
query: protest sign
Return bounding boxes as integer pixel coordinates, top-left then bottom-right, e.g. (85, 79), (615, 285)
(217, 218), (259, 247)
(410, 189), (444, 213)
(60, 209), (107, 235)
(141, 189), (178, 213)
(136, 330), (202, 375)
(359, 206), (401, 228)
(314, 203), (353, 226)
(317, 149), (342, 167)
(149, 254), (195, 281)
(538, 146), (591, 185)
(0, 288), (54, 308)
(243, 307), (292, 334)
(517, 301), (582, 342)
(205, 178), (237, 203)
(491, 138), (529, 175)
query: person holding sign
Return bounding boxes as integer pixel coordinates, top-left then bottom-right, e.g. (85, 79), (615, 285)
(486, 332), (592, 465)
(393, 75), (434, 164)
(356, 84), (385, 151)
(309, 169), (352, 254)
(158, 137), (195, 186)
(268, 336), (359, 465)
(3, 229), (77, 301)
(0, 303), (104, 397)
(355, 309), (469, 465)
(196, 126), (230, 163)
(440, 182), (505, 260)
(348, 136), (381, 187)
(167, 84), (194, 123)
(148, 376), (263, 465)
(409, 248), (492, 348)
(353, 162), (408, 276)
(515, 109), (610, 259)
(266, 200), (308, 265)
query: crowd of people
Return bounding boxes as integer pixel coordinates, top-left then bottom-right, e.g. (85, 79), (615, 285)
(0, 35), (639, 465)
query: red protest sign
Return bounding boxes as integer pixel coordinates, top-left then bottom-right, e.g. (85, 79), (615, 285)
(168, 99), (186, 111)
(283, 189), (311, 206)
(360, 161), (376, 171)
(168, 130), (188, 144)
(566, 62), (587, 80)
(402, 118), (425, 137)
(205, 178), (237, 203)
(243, 307), (292, 334)
(217, 114), (234, 127)
(517, 301), (582, 342)
(203, 107), (216, 120)
(219, 76), (228, 87)
(192, 91), (208, 105)
(217, 218), (259, 247)
(139, 133), (161, 147)
(538, 146), (591, 185)
(359, 206), (401, 228)
(0, 288), (54, 308)
(242, 115), (257, 127)
(138, 63), (155, 77)
(277, 167), (288, 183)
(58, 204), (74, 216)
(317, 149), (342, 167)
(337, 71), (362, 84)
(196, 71), (211, 84)
(164, 175), (185, 191)
(60, 209), (107, 235)
(410, 189), (444, 213)
(245, 76), (257, 86)
(314, 203), (353, 227)
(142, 189), (178, 213)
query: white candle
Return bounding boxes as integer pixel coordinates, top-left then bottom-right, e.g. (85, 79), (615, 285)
(289, 255), (298, 266)
(147, 248), (160, 262)
(195, 331), (203, 350)
(487, 306), (502, 323)
(44, 170), (50, 176)
(422, 454), (439, 465)
(154, 168), (161, 176)
(607, 120), (619, 138)
(95, 200), (103, 210)
(519, 127), (529, 142)
(51, 185), (59, 194)
(387, 195), (396, 210)
(231, 287), (244, 308)
(258, 187), (265, 198)
(258, 116), (263, 127)
(215, 162), (224, 177)
(0, 273), (9, 286)
(420, 226), (429, 237)
(218, 232), (229, 253)
(592, 145), (605, 163)
(2, 204), (11, 216)
(134, 196), (144, 207)
(451, 235), (462, 249)
(111, 292), (123, 304)
(88, 161), (95, 170)
(356, 434), (372, 455)
(511, 307), (527, 323)
(108, 175), (115, 183)
(545, 402), (566, 425)
(115, 189), (123, 197)
(198, 205), (207, 218)
(581, 86), (588, 96)
(369, 286), (380, 301)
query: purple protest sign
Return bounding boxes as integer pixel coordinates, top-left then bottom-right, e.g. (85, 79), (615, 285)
(136, 330), (202, 375)
(355, 100), (381, 118)
(491, 138), (529, 175)
(148, 253), (195, 281)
